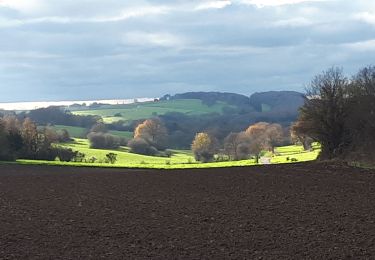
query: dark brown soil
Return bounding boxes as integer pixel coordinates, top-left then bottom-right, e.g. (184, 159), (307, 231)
(1, 162), (375, 259)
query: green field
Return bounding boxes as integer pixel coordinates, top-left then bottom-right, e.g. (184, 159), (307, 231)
(53, 125), (88, 138)
(53, 125), (133, 139)
(72, 99), (230, 123)
(16, 139), (320, 169)
(271, 143), (320, 164)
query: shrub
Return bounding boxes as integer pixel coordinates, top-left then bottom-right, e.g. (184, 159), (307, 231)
(148, 146), (159, 156)
(56, 148), (77, 162)
(87, 132), (120, 149)
(157, 150), (173, 157)
(58, 129), (72, 143)
(73, 152), (85, 162)
(87, 156), (97, 163)
(106, 153), (117, 164)
(165, 150), (173, 157)
(128, 138), (158, 156)
(33, 148), (58, 161)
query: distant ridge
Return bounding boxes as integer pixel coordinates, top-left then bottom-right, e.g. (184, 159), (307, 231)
(161, 90), (305, 113)
(249, 91), (305, 113)
(160, 92), (250, 106)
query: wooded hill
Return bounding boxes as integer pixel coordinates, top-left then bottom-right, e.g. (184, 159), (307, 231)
(1, 91), (305, 150)
(161, 90), (305, 114)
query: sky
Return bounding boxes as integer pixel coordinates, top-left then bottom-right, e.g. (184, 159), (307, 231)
(0, 0), (375, 102)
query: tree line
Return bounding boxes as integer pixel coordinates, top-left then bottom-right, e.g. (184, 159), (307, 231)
(192, 122), (286, 163)
(0, 116), (120, 164)
(292, 66), (375, 163)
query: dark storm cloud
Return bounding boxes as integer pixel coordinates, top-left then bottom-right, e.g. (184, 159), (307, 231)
(0, 0), (375, 101)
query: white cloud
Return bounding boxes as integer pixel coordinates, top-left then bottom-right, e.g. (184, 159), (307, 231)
(0, 5), (171, 27)
(0, 0), (45, 14)
(123, 32), (185, 47)
(93, 6), (171, 22)
(238, 0), (327, 8)
(344, 39), (375, 51)
(353, 12), (375, 26)
(1, 0), (375, 101)
(272, 17), (314, 27)
(195, 1), (232, 10)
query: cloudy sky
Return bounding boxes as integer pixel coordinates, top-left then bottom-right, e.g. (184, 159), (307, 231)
(0, 0), (375, 102)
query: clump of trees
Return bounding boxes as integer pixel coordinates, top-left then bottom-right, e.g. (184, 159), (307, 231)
(0, 116), (77, 161)
(87, 123), (127, 149)
(192, 122), (287, 163)
(0, 116), (24, 160)
(128, 118), (168, 156)
(134, 118), (168, 150)
(128, 138), (158, 156)
(223, 132), (250, 160)
(88, 132), (124, 149)
(224, 122), (284, 163)
(57, 129), (72, 142)
(26, 106), (100, 128)
(191, 133), (218, 162)
(56, 148), (84, 162)
(294, 66), (375, 162)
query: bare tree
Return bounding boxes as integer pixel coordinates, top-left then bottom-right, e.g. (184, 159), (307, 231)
(245, 122), (270, 163)
(224, 132), (250, 160)
(298, 67), (349, 159)
(265, 123), (284, 153)
(291, 121), (313, 150)
(21, 118), (39, 157)
(345, 65), (375, 158)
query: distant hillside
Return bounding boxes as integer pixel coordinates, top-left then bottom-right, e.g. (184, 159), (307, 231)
(71, 99), (230, 123)
(12, 90), (307, 150)
(161, 91), (305, 113)
(160, 92), (250, 107)
(249, 91), (305, 113)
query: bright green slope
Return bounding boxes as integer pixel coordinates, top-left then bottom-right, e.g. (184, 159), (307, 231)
(271, 143), (320, 164)
(72, 99), (230, 123)
(17, 139), (320, 169)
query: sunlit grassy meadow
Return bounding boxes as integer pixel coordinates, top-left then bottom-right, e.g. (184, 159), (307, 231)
(16, 138), (320, 169)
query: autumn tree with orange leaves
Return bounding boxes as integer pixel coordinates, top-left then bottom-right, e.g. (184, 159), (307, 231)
(134, 118), (168, 150)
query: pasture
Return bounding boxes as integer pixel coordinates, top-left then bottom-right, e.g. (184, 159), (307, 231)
(16, 138), (320, 169)
(53, 125), (133, 139)
(72, 99), (230, 123)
